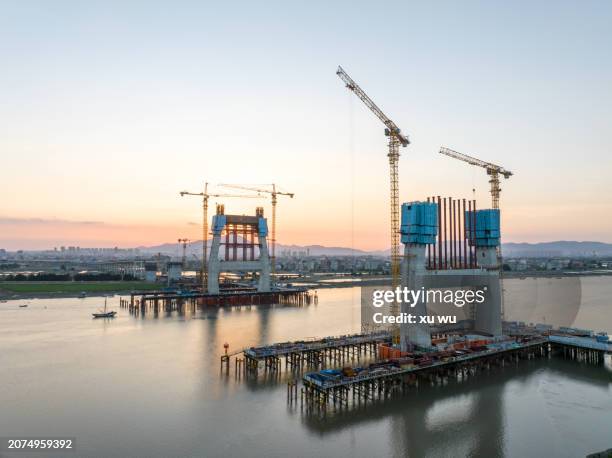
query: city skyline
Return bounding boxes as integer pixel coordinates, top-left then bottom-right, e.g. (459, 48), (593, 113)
(2, 1), (611, 250)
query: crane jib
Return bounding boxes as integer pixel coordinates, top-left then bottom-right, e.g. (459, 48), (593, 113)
(337, 66), (410, 147)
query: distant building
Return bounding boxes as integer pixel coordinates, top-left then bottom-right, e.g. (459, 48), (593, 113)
(167, 262), (183, 284)
(144, 262), (157, 282)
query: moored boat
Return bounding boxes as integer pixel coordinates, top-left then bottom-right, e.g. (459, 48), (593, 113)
(92, 298), (116, 318)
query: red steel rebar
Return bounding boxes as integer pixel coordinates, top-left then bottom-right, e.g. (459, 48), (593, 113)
(427, 197), (431, 269)
(443, 198), (448, 269)
(449, 197), (456, 269)
(437, 196), (442, 270)
(468, 200), (473, 268)
(462, 199), (467, 268)
(471, 199), (478, 268)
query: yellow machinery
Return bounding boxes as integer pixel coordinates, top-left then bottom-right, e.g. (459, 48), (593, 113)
(439, 147), (513, 209)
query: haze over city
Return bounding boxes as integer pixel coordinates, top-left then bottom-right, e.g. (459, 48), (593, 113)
(1, 1), (611, 250)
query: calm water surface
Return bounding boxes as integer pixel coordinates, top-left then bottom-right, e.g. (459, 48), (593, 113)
(1, 278), (611, 458)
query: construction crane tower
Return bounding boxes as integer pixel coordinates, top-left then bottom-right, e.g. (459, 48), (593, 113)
(438, 146), (513, 320)
(180, 182), (261, 291)
(218, 184), (294, 281)
(336, 65), (410, 343)
(439, 147), (513, 209)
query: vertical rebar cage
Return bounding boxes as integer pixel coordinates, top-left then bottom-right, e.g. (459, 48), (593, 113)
(426, 197), (478, 270)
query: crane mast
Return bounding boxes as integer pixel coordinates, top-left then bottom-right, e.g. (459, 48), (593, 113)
(336, 66), (410, 343)
(438, 147), (513, 209)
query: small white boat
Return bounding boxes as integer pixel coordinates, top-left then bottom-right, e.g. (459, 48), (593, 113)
(92, 298), (116, 318)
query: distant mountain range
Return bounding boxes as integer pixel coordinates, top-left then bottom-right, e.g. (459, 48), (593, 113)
(138, 241), (385, 257)
(139, 240), (612, 258)
(501, 241), (612, 257)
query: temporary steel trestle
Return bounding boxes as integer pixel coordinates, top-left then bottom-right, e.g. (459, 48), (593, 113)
(301, 341), (550, 413)
(298, 339), (610, 414)
(242, 332), (391, 373)
(120, 289), (315, 315)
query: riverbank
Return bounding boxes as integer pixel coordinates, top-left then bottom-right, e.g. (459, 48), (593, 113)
(3, 270), (610, 299)
(0, 281), (159, 300)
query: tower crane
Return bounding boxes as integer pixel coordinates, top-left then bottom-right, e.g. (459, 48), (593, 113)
(439, 147), (513, 209)
(180, 182), (261, 291)
(336, 65), (410, 343)
(439, 147), (513, 320)
(177, 238), (189, 268)
(218, 184), (294, 280)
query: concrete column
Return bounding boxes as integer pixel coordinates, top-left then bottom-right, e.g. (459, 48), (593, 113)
(207, 234), (221, 294)
(257, 235), (271, 292)
(476, 246), (497, 268)
(474, 273), (502, 336)
(400, 243), (431, 350)
(474, 247), (502, 336)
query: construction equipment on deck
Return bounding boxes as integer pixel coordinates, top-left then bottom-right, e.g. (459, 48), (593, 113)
(439, 147), (513, 209)
(336, 65), (410, 344)
(180, 183), (261, 291)
(218, 184), (294, 282)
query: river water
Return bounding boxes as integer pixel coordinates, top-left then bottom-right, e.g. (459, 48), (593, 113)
(1, 277), (611, 458)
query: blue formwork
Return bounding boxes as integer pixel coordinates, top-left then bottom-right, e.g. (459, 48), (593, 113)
(400, 201), (438, 245)
(258, 217), (268, 237)
(211, 215), (227, 235)
(465, 209), (500, 247)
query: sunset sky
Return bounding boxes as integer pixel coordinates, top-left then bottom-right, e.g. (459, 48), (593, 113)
(1, 1), (611, 251)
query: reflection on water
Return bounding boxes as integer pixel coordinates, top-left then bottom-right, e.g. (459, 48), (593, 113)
(0, 278), (611, 458)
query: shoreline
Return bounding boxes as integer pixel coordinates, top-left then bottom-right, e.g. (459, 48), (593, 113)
(0, 290), (140, 301)
(2, 271), (610, 300)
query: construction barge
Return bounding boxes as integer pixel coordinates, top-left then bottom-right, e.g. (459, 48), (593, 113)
(119, 287), (315, 313)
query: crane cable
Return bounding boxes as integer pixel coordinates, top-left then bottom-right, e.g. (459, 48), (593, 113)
(348, 92), (356, 330)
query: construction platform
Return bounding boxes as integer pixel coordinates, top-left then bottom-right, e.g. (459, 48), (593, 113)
(119, 287), (315, 314)
(299, 334), (611, 411)
(242, 331), (391, 371)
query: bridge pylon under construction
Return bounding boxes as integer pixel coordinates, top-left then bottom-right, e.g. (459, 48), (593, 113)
(207, 205), (271, 294)
(399, 198), (503, 351)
